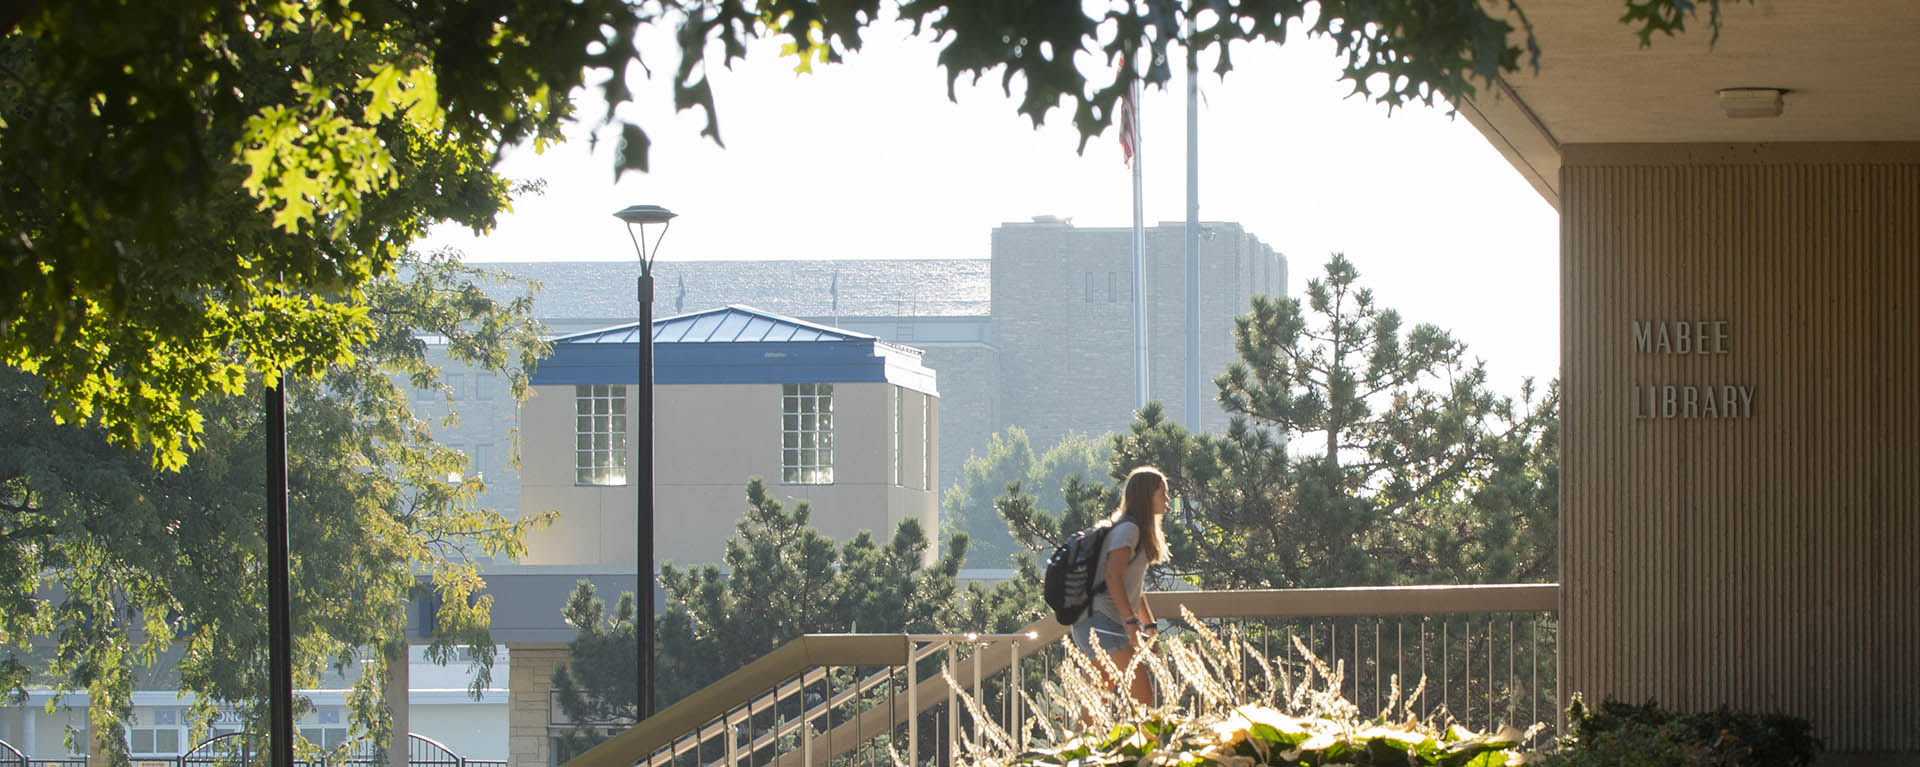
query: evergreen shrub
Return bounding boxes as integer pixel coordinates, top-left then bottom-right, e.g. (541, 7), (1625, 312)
(1542, 697), (1821, 767)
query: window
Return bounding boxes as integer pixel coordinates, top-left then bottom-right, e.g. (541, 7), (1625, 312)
(575, 385), (628, 485)
(892, 387), (903, 487)
(473, 442), (493, 481)
(1084, 272), (1093, 303)
(781, 384), (833, 484)
(921, 395), (930, 491)
(128, 723), (181, 755)
(1108, 271), (1116, 303)
(446, 373), (467, 400)
(476, 372), (495, 401)
(299, 727), (348, 750)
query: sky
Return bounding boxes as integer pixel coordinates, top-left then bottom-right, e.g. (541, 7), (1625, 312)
(421, 18), (1561, 399)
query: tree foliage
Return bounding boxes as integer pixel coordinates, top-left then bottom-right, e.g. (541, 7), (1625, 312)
(552, 477), (1039, 753)
(943, 427), (1110, 569)
(995, 255), (1556, 590)
(3, 0), (1734, 468)
(0, 254), (551, 765)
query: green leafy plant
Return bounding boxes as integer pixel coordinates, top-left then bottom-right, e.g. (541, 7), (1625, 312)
(1543, 697), (1821, 767)
(948, 608), (1545, 767)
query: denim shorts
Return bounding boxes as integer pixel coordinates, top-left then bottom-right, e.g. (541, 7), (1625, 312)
(1071, 610), (1131, 657)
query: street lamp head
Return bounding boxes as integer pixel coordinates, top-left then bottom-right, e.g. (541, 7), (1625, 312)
(614, 204), (677, 225)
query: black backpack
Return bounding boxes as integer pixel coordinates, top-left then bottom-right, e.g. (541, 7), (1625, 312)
(1042, 523), (1114, 626)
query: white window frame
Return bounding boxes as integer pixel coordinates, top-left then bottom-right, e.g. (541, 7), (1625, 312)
(574, 384), (628, 486)
(782, 383), (834, 485)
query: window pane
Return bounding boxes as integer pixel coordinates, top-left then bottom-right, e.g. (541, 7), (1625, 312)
(611, 385), (626, 398)
(784, 449), (799, 469)
(783, 383), (797, 396)
(819, 383), (833, 396)
(156, 730), (180, 753)
(576, 385), (590, 398)
(131, 731), (154, 753)
(577, 435), (592, 450)
(784, 414), (798, 431)
(783, 432), (798, 449)
(798, 396), (814, 414)
(783, 466), (800, 483)
(611, 433), (626, 451)
(577, 416), (591, 433)
(818, 412), (832, 431)
(800, 414), (814, 432)
(611, 398), (625, 414)
(593, 434), (609, 450)
(576, 398), (592, 415)
(610, 415), (626, 433)
(593, 416), (608, 433)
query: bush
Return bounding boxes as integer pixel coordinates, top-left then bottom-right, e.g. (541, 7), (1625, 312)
(1542, 697), (1821, 767)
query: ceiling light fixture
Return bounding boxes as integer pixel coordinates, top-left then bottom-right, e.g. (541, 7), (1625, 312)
(1717, 87), (1787, 118)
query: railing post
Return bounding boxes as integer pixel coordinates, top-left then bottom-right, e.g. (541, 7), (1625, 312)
(1010, 639), (1021, 751)
(906, 640), (918, 767)
(945, 644), (957, 766)
(725, 705), (739, 767)
(970, 641), (981, 750)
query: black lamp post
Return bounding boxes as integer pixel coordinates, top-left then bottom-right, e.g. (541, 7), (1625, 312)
(614, 203), (675, 720)
(266, 376), (293, 767)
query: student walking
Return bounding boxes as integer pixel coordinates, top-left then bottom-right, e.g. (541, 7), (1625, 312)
(1071, 466), (1171, 707)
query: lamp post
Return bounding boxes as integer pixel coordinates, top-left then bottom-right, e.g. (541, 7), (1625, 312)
(614, 203), (675, 721)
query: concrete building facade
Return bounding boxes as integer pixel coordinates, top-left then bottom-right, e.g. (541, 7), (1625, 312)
(991, 219), (1286, 448)
(1459, 1), (1920, 759)
(516, 305), (940, 567)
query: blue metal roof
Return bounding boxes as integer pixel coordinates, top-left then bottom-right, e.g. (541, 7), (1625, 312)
(554, 305), (878, 346)
(535, 305), (936, 396)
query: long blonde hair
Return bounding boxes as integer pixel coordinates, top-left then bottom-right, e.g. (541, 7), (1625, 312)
(1110, 466), (1169, 564)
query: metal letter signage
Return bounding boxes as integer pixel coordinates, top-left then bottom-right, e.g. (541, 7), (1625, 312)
(1630, 319), (1753, 420)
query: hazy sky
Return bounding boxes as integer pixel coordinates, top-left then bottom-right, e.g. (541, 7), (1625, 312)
(422, 20), (1561, 399)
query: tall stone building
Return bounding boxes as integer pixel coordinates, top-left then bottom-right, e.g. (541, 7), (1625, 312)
(991, 217), (1286, 449)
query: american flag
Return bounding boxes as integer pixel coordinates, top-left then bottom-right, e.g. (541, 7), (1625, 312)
(1119, 74), (1139, 167)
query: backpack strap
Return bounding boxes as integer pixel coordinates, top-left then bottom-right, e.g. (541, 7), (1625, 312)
(1086, 524), (1115, 595)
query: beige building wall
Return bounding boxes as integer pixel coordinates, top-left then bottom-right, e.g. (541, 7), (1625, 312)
(1560, 143), (1919, 753)
(505, 646), (568, 767)
(519, 382), (939, 568)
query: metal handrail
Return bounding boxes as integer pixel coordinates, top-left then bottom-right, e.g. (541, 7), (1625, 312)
(567, 584), (1559, 767)
(0, 739), (24, 767)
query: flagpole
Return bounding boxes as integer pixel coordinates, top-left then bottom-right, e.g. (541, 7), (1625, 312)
(1130, 77), (1149, 411)
(1184, 38), (1201, 430)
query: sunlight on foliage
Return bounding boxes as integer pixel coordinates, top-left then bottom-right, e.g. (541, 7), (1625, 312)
(938, 608), (1544, 767)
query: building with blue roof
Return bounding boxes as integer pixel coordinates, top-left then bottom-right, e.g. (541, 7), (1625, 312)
(515, 305), (939, 569)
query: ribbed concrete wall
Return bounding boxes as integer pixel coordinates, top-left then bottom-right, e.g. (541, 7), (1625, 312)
(1560, 143), (1919, 754)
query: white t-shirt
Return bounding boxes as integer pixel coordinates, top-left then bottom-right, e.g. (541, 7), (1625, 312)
(1090, 519), (1150, 622)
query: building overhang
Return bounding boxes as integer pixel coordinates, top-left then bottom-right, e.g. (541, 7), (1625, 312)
(1459, 0), (1920, 208)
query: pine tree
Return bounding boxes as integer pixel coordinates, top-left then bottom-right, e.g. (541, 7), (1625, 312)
(551, 478), (1039, 754)
(1015, 254), (1557, 590)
